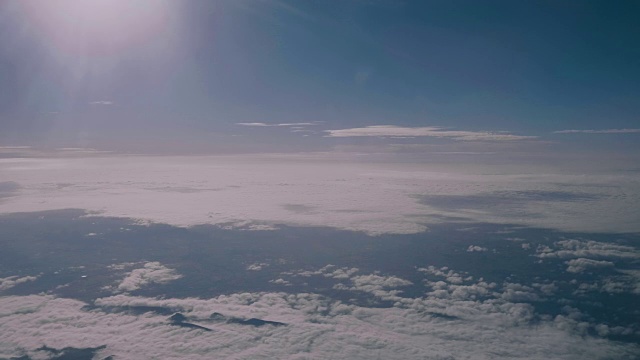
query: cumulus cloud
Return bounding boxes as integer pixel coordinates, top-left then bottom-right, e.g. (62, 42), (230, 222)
(553, 129), (640, 134)
(116, 262), (182, 292)
(340, 274), (413, 301)
(500, 283), (540, 302)
(325, 125), (536, 141)
(536, 239), (640, 260)
(532, 239), (639, 294)
(269, 278), (291, 286)
(247, 263), (269, 271)
(565, 258), (615, 273)
(323, 267), (359, 279)
(1, 262), (638, 359)
(467, 245), (488, 252)
(287, 265), (360, 280)
(0, 275), (39, 291)
(2, 270), (637, 359)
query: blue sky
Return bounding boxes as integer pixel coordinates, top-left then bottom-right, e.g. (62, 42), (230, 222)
(1, 0), (639, 153)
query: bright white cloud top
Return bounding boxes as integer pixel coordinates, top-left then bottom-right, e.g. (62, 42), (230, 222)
(1, 154), (639, 235)
(116, 262), (182, 292)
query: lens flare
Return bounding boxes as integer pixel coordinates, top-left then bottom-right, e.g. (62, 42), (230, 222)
(23, 0), (171, 56)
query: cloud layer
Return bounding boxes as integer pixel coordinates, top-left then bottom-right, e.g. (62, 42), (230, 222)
(2, 265), (638, 359)
(0, 154), (639, 234)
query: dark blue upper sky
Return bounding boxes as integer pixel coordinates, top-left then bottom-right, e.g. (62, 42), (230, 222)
(1, 0), (639, 152)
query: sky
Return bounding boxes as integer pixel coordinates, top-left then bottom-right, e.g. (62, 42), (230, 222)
(1, 0), (639, 154)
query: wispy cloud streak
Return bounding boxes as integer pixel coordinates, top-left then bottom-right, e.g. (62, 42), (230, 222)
(554, 129), (640, 134)
(325, 125), (535, 141)
(236, 122), (319, 127)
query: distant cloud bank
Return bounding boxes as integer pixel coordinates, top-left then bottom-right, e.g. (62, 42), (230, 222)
(554, 129), (640, 134)
(236, 122), (319, 127)
(0, 154), (638, 234)
(325, 125), (535, 141)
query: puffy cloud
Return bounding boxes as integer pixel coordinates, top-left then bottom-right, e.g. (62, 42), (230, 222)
(325, 125), (536, 141)
(323, 267), (359, 279)
(116, 262), (182, 292)
(1, 262), (638, 359)
(287, 266), (412, 300)
(565, 258), (615, 273)
(0, 275), (39, 291)
(269, 278), (292, 286)
(500, 283), (540, 302)
(1, 286), (637, 359)
(467, 245), (488, 252)
(290, 265), (360, 279)
(573, 269), (640, 296)
(618, 269), (640, 293)
(247, 262), (269, 271)
(344, 274), (413, 301)
(536, 239), (640, 260)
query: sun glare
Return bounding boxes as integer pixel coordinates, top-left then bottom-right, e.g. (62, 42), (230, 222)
(23, 0), (171, 56)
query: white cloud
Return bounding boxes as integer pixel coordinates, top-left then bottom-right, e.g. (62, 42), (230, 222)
(2, 273), (637, 359)
(116, 262), (182, 292)
(351, 274), (412, 289)
(277, 122), (319, 126)
(565, 258), (615, 273)
(269, 278), (291, 286)
(0, 275), (39, 291)
(236, 122), (271, 126)
(536, 239), (640, 260)
(617, 269), (640, 294)
(500, 283), (540, 302)
(325, 125), (536, 141)
(107, 262), (137, 271)
(89, 100), (113, 105)
(467, 245), (488, 252)
(323, 267), (359, 279)
(341, 274), (413, 301)
(247, 263), (269, 271)
(0, 154), (639, 235)
(553, 129), (640, 134)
